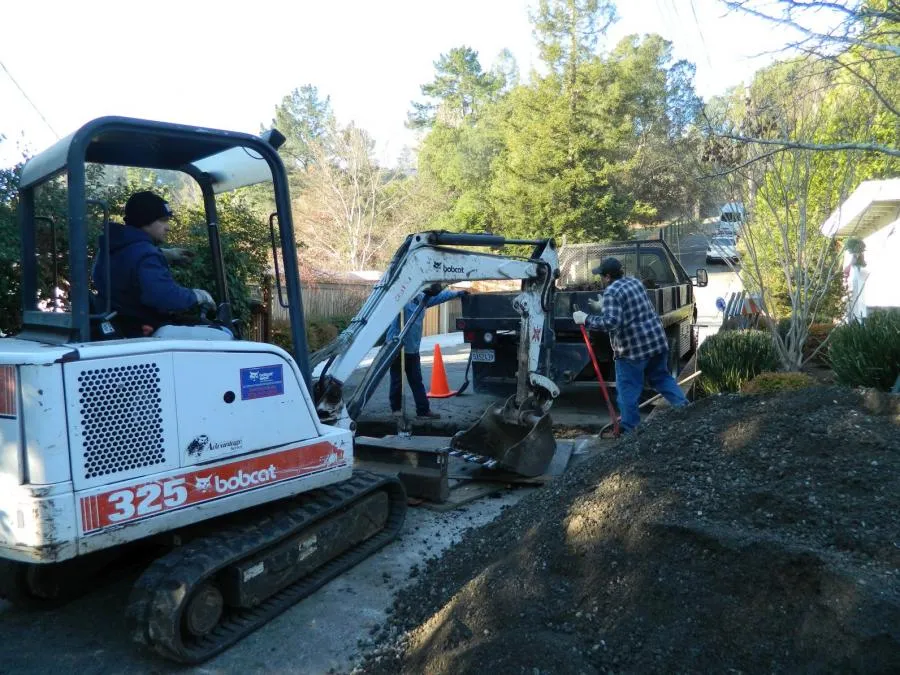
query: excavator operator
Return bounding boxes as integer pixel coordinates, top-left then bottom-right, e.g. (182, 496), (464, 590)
(92, 191), (215, 337)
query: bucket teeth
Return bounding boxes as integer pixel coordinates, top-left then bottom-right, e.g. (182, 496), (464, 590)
(449, 395), (556, 477)
(447, 449), (499, 469)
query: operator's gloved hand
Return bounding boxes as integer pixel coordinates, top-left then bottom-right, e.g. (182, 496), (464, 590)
(161, 247), (196, 267)
(587, 297), (603, 312)
(193, 288), (216, 311)
(572, 310), (587, 325)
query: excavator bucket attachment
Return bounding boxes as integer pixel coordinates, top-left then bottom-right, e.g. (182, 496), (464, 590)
(450, 395), (556, 477)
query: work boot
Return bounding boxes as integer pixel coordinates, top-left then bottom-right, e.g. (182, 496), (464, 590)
(417, 411), (441, 419)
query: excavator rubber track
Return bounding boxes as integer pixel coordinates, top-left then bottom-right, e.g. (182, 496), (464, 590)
(126, 471), (406, 663)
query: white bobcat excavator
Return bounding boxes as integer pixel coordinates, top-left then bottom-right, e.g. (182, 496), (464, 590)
(310, 229), (560, 477)
(0, 117), (559, 662)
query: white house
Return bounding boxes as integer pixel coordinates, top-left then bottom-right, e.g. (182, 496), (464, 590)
(820, 179), (900, 318)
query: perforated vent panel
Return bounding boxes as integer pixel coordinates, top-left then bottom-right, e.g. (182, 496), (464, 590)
(77, 363), (165, 480)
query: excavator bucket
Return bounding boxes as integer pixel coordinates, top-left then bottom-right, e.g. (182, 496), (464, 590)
(450, 395), (556, 477)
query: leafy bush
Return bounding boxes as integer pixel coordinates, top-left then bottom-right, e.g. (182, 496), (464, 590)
(805, 323), (835, 362)
(828, 311), (900, 391)
(0, 163), (74, 334)
(741, 371), (816, 395)
(0, 195), (21, 333)
(270, 323), (293, 352)
(698, 330), (781, 395)
(168, 195), (269, 326)
(269, 315), (355, 353)
(307, 319), (340, 352)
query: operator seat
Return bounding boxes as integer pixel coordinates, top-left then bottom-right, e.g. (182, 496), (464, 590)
(88, 291), (124, 341)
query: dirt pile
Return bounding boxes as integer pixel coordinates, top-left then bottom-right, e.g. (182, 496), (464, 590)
(358, 387), (900, 674)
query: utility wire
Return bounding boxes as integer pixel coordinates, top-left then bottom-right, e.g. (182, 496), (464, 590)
(658, 0), (713, 70)
(688, 0), (715, 70)
(0, 59), (60, 139)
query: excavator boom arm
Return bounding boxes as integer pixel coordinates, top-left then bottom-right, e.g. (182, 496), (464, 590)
(312, 232), (559, 424)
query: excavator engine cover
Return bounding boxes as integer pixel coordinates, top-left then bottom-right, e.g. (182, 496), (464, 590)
(450, 395), (555, 477)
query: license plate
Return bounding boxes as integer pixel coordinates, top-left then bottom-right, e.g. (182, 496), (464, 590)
(471, 349), (495, 363)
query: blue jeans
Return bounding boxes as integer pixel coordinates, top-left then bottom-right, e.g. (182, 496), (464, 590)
(615, 350), (688, 432)
(389, 353), (430, 416)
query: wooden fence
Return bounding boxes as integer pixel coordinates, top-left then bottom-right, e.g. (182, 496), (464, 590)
(422, 299), (462, 338)
(269, 281), (461, 339)
(271, 282), (374, 323)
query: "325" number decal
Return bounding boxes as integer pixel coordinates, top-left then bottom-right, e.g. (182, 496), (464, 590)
(106, 478), (188, 523)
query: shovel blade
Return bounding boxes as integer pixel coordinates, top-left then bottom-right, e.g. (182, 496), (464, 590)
(450, 395), (556, 477)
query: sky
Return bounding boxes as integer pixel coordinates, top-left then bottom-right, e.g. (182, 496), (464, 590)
(0, 0), (813, 169)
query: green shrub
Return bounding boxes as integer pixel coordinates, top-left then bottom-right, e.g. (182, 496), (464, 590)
(741, 371), (816, 395)
(805, 323), (835, 363)
(828, 311), (900, 391)
(307, 320), (339, 352)
(698, 330), (781, 395)
(269, 315), (355, 353)
(270, 323), (293, 352)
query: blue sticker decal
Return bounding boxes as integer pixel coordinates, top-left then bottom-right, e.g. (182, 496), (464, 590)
(240, 365), (284, 400)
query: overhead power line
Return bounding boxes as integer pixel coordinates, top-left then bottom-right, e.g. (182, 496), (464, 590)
(0, 59), (60, 139)
(688, 0), (714, 70)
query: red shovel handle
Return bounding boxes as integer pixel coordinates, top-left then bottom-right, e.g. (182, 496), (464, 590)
(579, 325), (620, 438)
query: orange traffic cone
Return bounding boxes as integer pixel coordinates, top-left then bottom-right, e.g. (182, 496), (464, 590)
(427, 343), (457, 398)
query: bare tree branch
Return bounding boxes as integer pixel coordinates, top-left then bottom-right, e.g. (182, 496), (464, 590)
(294, 124), (413, 272)
(702, 146), (792, 177)
(800, 47), (900, 118)
(712, 123), (860, 370)
(723, 0), (900, 56)
(715, 132), (900, 157)
(769, 0), (900, 23)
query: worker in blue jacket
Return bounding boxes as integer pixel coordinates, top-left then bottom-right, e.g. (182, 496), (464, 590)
(386, 283), (467, 419)
(93, 191), (215, 336)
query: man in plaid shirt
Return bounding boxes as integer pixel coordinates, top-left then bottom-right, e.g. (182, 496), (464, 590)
(572, 257), (688, 432)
